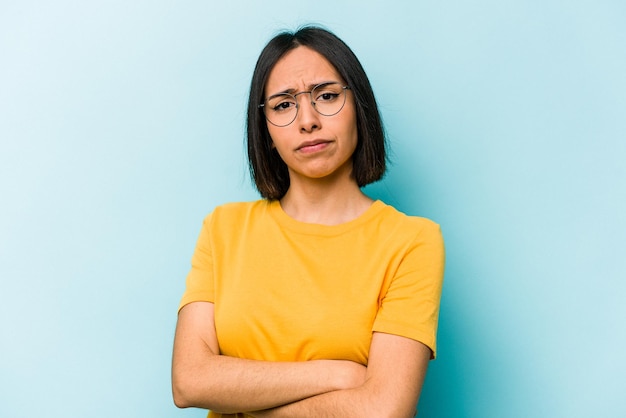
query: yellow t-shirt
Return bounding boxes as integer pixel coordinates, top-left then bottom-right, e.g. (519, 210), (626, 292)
(179, 199), (445, 417)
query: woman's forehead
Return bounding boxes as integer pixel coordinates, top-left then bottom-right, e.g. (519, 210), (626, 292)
(265, 46), (342, 94)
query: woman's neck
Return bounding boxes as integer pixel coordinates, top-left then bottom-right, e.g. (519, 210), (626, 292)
(279, 175), (373, 225)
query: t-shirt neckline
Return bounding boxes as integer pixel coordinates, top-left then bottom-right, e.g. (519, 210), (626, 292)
(267, 199), (386, 236)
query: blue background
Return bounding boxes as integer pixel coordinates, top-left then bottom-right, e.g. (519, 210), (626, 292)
(1, 1), (624, 417)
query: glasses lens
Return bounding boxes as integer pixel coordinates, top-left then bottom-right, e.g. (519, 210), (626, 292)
(264, 94), (297, 127)
(312, 83), (347, 116)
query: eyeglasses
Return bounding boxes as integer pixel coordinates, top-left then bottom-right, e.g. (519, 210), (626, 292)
(259, 82), (350, 127)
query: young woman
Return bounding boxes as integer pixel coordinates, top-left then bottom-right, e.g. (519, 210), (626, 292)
(172, 26), (445, 418)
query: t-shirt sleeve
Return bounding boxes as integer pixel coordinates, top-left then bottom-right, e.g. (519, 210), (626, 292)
(372, 220), (445, 358)
(178, 214), (215, 311)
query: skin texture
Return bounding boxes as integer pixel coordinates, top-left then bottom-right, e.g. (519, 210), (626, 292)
(172, 45), (432, 416)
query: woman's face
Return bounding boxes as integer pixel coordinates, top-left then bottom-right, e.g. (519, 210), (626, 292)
(264, 46), (358, 186)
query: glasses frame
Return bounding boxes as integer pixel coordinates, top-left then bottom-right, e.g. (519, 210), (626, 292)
(259, 82), (351, 127)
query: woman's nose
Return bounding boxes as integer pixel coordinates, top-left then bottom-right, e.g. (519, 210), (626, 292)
(296, 95), (321, 132)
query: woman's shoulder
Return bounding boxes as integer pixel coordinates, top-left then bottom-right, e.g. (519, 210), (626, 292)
(202, 199), (269, 223)
(374, 202), (443, 247)
(212, 199), (265, 212)
(378, 201), (440, 230)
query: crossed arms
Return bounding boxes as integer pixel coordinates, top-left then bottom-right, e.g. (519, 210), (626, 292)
(172, 301), (431, 418)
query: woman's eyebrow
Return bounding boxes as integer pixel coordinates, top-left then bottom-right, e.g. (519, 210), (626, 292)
(267, 81), (340, 97)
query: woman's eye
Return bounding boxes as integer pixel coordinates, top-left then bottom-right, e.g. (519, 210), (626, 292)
(316, 92), (339, 102)
(272, 99), (296, 112)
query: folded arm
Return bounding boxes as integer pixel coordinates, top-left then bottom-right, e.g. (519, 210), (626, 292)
(171, 302), (366, 413)
(249, 331), (431, 418)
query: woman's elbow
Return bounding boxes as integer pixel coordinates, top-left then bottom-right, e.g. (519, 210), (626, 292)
(171, 368), (205, 409)
(172, 373), (232, 413)
(172, 394), (190, 409)
(171, 377), (193, 408)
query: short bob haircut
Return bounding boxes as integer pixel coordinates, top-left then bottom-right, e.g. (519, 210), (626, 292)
(247, 26), (387, 200)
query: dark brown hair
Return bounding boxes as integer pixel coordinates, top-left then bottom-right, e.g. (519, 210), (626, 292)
(247, 26), (386, 200)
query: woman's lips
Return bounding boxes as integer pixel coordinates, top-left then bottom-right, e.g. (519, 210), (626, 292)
(296, 140), (331, 154)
